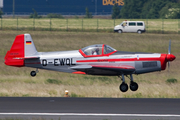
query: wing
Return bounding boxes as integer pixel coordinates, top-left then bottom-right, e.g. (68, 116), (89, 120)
(71, 65), (135, 75)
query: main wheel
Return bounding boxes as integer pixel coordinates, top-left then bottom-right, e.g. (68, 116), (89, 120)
(119, 82), (128, 92)
(30, 71), (36, 77)
(130, 82), (138, 91)
(118, 29), (122, 33)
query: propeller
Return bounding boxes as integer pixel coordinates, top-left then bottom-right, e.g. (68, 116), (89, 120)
(168, 40), (171, 69)
(160, 40), (175, 71)
(168, 39), (171, 54)
(166, 39), (176, 71)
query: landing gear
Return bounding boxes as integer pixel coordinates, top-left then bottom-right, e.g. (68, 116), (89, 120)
(130, 81), (138, 91)
(118, 74), (138, 92)
(119, 82), (128, 92)
(129, 74), (138, 91)
(30, 69), (39, 77)
(30, 71), (36, 77)
(119, 74), (128, 92)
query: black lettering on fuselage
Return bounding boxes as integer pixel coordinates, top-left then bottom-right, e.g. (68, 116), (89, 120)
(42, 59), (47, 66)
(54, 58), (76, 66)
(59, 58), (65, 66)
(42, 58), (76, 67)
(54, 59), (59, 66)
(42, 58), (76, 66)
(66, 58), (70, 66)
(71, 58), (76, 65)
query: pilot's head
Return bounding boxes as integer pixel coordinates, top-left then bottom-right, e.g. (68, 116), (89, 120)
(95, 46), (99, 52)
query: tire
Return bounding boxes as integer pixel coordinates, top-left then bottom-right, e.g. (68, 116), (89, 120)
(137, 30), (142, 34)
(118, 29), (122, 33)
(130, 82), (138, 91)
(119, 83), (128, 92)
(30, 71), (36, 77)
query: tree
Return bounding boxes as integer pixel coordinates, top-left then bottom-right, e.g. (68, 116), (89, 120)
(119, 0), (178, 19)
(120, 0), (146, 19)
(84, 7), (93, 18)
(29, 8), (42, 18)
(112, 3), (121, 19)
(144, 0), (170, 19)
(159, 2), (180, 18)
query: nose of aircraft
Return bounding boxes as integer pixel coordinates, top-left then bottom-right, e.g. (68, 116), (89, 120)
(166, 54), (176, 61)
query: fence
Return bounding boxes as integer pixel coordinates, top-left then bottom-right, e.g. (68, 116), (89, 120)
(0, 18), (180, 34)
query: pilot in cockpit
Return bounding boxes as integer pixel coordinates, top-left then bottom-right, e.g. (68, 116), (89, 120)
(92, 47), (99, 55)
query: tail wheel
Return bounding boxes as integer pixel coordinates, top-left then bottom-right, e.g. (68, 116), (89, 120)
(119, 82), (128, 92)
(130, 82), (138, 91)
(30, 71), (36, 77)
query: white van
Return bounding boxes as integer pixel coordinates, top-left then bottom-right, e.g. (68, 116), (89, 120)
(114, 21), (146, 34)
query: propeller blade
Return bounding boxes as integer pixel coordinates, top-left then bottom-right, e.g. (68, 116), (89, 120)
(168, 39), (171, 54)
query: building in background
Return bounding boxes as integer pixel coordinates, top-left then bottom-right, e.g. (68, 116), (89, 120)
(2, 0), (124, 15)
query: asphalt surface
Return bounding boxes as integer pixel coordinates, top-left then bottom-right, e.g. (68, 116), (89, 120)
(0, 97), (180, 120)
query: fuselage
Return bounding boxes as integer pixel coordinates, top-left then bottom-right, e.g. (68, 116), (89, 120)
(24, 50), (171, 75)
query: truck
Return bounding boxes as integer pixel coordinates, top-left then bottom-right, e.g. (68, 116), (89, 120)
(114, 21), (146, 34)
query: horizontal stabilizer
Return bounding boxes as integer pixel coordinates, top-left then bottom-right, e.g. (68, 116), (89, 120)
(13, 56), (40, 60)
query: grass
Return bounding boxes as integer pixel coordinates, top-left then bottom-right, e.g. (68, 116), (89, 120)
(0, 31), (180, 98)
(166, 78), (178, 84)
(46, 79), (62, 85)
(0, 18), (180, 33)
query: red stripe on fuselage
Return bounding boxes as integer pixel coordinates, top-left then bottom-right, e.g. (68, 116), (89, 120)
(76, 57), (161, 63)
(76, 54), (170, 71)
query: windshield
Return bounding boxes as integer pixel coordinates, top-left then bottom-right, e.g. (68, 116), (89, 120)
(104, 45), (116, 54)
(120, 22), (124, 25)
(120, 21), (127, 26)
(81, 44), (103, 55)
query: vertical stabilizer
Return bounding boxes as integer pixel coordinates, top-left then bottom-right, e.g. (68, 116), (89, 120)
(24, 34), (38, 57)
(4, 34), (38, 67)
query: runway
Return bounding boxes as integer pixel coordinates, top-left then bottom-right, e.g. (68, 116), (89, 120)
(0, 97), (180, 119)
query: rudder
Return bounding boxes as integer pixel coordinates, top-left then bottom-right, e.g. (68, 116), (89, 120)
(4, 34), (38, 67)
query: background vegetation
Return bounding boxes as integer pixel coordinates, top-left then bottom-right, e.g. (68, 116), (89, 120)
(117, 0), (180, 19)
(0, 31), (180, 98)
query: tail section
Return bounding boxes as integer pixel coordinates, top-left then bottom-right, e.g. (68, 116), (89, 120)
(24, 34), (38, 57)
(4, 34), (38, 67)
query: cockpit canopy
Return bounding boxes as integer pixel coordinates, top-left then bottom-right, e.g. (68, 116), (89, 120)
(79, 44), (117, 57)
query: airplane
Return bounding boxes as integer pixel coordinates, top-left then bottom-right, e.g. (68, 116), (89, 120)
(4, 34), (176, 92)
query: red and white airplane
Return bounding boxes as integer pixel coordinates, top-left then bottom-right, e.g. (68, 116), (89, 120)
(4, 34), (176, 92)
